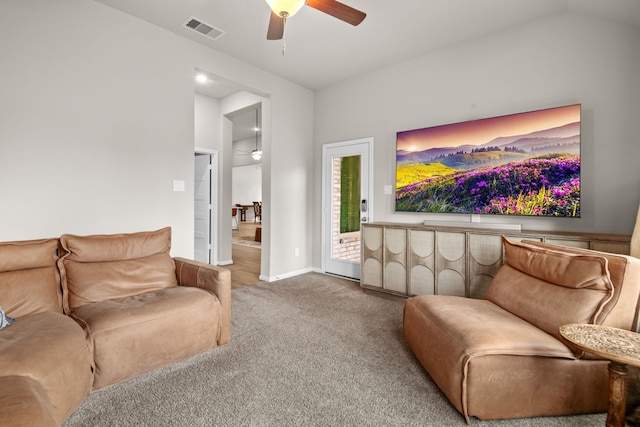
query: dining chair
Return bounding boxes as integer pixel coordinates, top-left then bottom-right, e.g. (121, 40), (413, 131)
(253, 201), (262, 222)
(232, 208), (238, 230)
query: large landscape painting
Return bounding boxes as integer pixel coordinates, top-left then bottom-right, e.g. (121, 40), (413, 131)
(395, 104), (581, 217)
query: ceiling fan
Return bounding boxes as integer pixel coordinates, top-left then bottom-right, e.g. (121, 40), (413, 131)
(265, 0), (366, 40)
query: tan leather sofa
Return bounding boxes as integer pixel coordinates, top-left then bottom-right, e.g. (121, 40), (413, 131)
(0, 238), (93, 426)
(403, 237), (640, 423)
(0, 227), (231, 426)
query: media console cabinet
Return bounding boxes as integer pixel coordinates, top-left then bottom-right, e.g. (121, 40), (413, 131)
(361, 222), (632, 299)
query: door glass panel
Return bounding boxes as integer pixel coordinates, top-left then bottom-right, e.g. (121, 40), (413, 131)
(323, 138), (370, 280)
(340, 155), (361, 233)
(331, 155), (361, 262)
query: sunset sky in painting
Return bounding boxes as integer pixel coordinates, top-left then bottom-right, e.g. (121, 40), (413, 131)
(396, 104), (580, 152)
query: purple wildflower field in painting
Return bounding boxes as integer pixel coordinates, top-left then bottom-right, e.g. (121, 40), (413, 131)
(397, 153), (580, 216)
(395, 105), (581, 217)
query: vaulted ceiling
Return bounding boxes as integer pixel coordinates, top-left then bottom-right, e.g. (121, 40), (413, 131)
(94, 1), (640, 141)
(95, 0), (640, 92)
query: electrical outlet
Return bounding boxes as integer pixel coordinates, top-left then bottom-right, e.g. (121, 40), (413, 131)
(294, 248), (300, 257)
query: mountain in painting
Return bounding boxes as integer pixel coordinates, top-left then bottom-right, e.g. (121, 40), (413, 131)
(396, 122), (579, 165)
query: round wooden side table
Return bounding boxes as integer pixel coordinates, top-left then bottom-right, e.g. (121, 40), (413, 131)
(560, 324), (640, 427)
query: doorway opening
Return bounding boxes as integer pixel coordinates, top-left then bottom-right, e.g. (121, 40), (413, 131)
(193, 67), (270, 283)
(228, 103), (263, 286)
(322, 138), (373, 280)
(194, 150), (217, 264)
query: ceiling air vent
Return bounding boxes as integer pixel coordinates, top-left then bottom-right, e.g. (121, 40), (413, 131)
(183, 17), (225, 40)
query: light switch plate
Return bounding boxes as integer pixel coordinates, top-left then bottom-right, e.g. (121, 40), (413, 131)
(173, 180), (185, 192)
(384, 185), (393, 195)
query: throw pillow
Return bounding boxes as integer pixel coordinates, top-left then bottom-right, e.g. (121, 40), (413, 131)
(0, 306), (15, 330)
(59, 227), (178, 312)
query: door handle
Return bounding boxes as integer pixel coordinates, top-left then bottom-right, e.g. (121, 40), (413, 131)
(361, 199), (368, 213)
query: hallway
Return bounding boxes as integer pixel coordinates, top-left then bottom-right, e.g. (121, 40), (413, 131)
(228, 220), (261, 288)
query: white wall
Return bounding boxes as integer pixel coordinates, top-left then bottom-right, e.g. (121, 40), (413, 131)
(232, 165), (262, 212)
(9, 3), (635, 279)
(0, 0), (314, 280)
(313, 12), (640, 267)
(194, 94), (220, 151)
(0, 0), (195, 252)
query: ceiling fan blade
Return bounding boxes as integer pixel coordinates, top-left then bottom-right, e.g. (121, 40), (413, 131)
(306, 0), (366, 26)
(267, 11), (285, 40)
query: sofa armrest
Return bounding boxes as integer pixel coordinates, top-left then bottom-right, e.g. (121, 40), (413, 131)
(173, 258), (231, 345)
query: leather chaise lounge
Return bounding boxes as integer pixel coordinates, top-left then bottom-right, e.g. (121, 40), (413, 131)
(403, 237), (640, 423)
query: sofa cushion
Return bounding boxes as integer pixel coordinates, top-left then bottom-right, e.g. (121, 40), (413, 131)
(0, 238), (61, 317)
(71, 286), (220, 390)
(59, 227), (178, 312)
(521, 240), (640, 332)
(486, 238), (614, 350)
(406, 295), (577, 360)
(502, 238), (612, 290)
(403, 295), (580, 422)
(0, 312), (93, 424)
(0, 375), (58, 427)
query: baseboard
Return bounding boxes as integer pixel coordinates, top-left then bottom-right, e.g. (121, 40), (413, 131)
(262, 267), (313, 282)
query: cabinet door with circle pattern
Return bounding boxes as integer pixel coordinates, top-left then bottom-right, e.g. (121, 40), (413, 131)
(408, 229), (435, 295)
(384, 227), (407, 294)
(468, 233), (503, 299)
(361, 225), (383, 289)
(435, 231), (465, 296)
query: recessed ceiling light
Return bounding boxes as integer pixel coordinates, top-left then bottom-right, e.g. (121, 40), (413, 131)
(195, 73), (208, 83)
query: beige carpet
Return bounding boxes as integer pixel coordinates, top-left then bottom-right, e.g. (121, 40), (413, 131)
(63, 273), (605, 426)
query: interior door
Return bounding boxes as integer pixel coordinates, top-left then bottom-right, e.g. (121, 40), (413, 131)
(322, 138), (372, 279)
(194, 153), (211, 263)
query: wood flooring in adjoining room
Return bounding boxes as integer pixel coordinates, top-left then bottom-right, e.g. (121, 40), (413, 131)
(229, 220), (261, 288)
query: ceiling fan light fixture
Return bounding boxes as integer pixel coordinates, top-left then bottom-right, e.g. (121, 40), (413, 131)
(265, 0), (305, 18)
(251, 149), (263, 161)
(251, 107), (262, 161)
